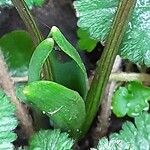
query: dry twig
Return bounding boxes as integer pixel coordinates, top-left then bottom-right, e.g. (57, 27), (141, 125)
(0, 51), (34, 138)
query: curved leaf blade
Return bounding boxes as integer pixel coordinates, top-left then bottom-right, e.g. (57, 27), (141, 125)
(50, 26), (89, 99)
(28, 38), (54, 82)
(23, 81), (86, 137)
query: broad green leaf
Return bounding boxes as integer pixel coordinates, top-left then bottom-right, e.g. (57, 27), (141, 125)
(112, 82), (150, 117)
(0, 30), (34, 76)
(77, 28), (97, 52)
(49, 26), (89, 99)
(0, 90), (18, 150)
(28, 38), (54, 82)
(97, 113), (150, 150)
(0, 0), (45, 8)
(74, 0), (150, 66)
(29, 129), (74, 150)
(23, 81), (86, 136)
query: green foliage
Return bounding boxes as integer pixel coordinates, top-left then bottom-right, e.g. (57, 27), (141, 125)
(97, 113), (150, 150)
(77, 28), (97, 52)
(28, 38), (54, 82)
(49, 26), (88, 98)
(0, 30), (34, 76)
(29, 26), (88, 99)
(0, 0), (45, 8)
(112, 82), (150, 117)
(74, 0), (150, 66)
(23, 81), (86, 137)
(0, 90), (18, 150)
(29, 129), (74, 150)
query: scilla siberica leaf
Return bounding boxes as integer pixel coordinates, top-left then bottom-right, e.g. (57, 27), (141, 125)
(74, 0), (150, 66)
(23, 81), (86, 137)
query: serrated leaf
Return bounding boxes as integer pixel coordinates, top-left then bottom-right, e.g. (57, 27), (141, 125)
(97, 113), (150, 150)
(112, 82), (150, 117)
(96, 137), (130, 150)
(23, 81), (86, 137)
(29, 129), (74, 150)
(77, 28), (97, 52)
(49, 26), (89, 99)
(0, 30), (34, 76)
(0, 90), (18, 150)
(74, 0), (150, 66)
(0, 0), (45, 8)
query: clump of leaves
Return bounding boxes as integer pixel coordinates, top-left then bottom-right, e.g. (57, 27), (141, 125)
(96, 112), (150, 150)
(112, 82), (150, 117)
(0, 90), (18, 150)
(74, 0), (150, 66)
(29, 129), (74, 150)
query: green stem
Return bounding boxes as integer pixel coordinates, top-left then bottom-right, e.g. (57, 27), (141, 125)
(11, 0), (53, 129)
(11, 0), (53, 81)
(82, 0), (137, 136)
(11, 0), (42, 45)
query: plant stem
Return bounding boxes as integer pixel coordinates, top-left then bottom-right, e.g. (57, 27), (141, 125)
(12, 73), (150, 84)
(11, 0), (42, 45)
(110, 73), (150, 83)
(11, 0), (53, 129)
(82, 0), (137, 136)
(0, 51), (34, 138)
(11, 0), (53, 81)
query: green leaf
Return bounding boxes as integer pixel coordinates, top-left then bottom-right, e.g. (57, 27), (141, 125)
(0, 0), (45, 8)
(74, 0), (118, 42)
(0, 30), (34, 76)
(28, 38), (54, 82)
(112, 82), (150, 117)
(97, 113), (150, 150)
(0, 90), (18, 150)
(77, 28), (97, 52)
(29, 129), (74, 150)
(74, 0), (150, 66)
(23, 81), (86, 137)
(49, 26), (89, 99)
(29, 26), (89, 98)
(96, 137), (130, 150)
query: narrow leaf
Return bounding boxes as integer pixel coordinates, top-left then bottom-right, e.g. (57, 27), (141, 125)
(28, 38), (54, 82)
(49, 26), (89, 99)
